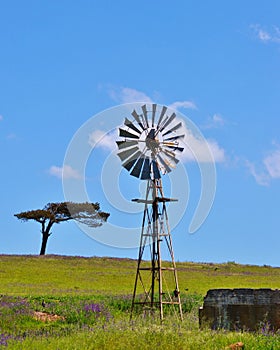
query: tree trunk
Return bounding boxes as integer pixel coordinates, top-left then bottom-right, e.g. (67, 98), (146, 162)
(40, 232), (50, 255)
(39, 220), (53, 255)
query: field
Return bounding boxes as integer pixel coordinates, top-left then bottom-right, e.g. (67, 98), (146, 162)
(1, 255), (280, 349)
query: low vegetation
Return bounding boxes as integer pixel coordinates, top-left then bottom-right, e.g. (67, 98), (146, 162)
(1, 255), (280, 349)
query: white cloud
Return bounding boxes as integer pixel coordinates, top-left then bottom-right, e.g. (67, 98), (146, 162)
(49, 165), (83, 179)
(202, 114), (226, 129)
(88, 129), (117, 151)
(251, 24), (280, 43)
(258, 29), (271, 42)
(213, 114), (225, 126)
(108, 87), (197, 112)
(207, 139), (226, 163)
(245, 161), (270, 186)
(107, 86), (197, 111)
(168, 100), (197, 111)
(263, 149), (280, 178)
(180, 127), (225, 163)
(109, 87), (153, 104)
(246, 147), (280, 186)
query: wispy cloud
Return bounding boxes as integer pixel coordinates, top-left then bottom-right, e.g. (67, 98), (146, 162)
(88, 129), (117, 151)
(246, 146), (280, 186)
(263, 149), (280, 178)
(251, 24), (280, 43)
(245, 160), (270, 186)
(212, 114), (225, 126)
(49, 165), (83, 179)
(107, 86), (197, 112)
(202, 114), (226, 129)
(108, 87), (153, 104)
(169, 100), (197, 111)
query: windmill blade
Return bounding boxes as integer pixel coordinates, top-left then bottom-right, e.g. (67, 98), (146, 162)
(162, 122), (182, 136)
(152, 159), (161, 179)
(124, 118), (141, 134)
(164, 134), (185, 142)
(159, 112), (176, 132)
(161, 147), (176, 158)
(166, 145), (184, 152)
(141, 105), (149, 128)
(147, 128), (155, 139)
(158, 116), (168, 132)
(123, 150), (142, 171)
(140, 114), (148, 131)
(131, 110), (145, 130)
(157, 105), (167, 129)
(152, 104), (156, 127)
(117, 146), (139, 162)
(130, 157), (145, 178)
(116, 140), (138, 150)
(141, 158), (151, 180)
(161, 148), (179, 164)
(157, 153), (171, 173)
(119, 128), (140, 139)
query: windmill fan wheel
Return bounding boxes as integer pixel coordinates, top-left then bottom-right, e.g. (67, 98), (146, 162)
(116, 104), (185, 180)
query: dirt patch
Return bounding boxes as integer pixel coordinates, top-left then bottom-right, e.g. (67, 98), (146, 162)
(33, 311), (65, 322)
(226, 342), (244, 349)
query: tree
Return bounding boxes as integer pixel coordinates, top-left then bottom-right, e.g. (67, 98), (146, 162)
(14, 202), (110, 255)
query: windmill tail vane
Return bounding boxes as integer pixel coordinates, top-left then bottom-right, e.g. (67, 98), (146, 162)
(116, 104), (185, 321)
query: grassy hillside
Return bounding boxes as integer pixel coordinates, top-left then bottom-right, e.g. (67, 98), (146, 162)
(1, 255), (280, 349)
(1, 255), (279, 296)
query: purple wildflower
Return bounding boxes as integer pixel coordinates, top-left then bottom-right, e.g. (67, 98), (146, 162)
(0, 297), (30, 316)
(0, 333), (12, 347)
(84, 303), (102, 313)
(83, 303), (112, 322)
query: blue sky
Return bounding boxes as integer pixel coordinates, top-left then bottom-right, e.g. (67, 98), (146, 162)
(1, 1), (280, 266)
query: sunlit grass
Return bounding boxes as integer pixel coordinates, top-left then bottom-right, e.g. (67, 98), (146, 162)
(1, 255), (280, 296)
(5, 311), (280, 350)
(1, 255), (280, 349)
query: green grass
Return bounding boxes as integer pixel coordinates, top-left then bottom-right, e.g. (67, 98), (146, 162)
(10, 329), (280, 350)
(1, 255), (279, 296)
(2, 294), (280, 350)
(0, 255), (135, 295)
(1, 255), (280, 349)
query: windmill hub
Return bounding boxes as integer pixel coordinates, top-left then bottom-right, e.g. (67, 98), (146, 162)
(145, 128), (160, 152)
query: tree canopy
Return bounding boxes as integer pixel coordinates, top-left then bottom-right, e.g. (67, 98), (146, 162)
(14, 202), (110, 255)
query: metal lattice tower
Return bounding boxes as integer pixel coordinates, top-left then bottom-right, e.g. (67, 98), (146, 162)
(116, 104), (184, 320)
(131, 178), (183, 320)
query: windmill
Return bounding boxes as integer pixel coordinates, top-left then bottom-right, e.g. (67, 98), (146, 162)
(116, 103), (185, 320)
